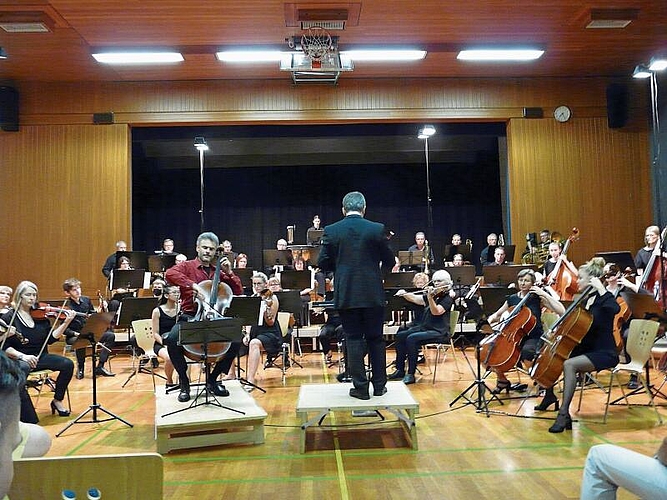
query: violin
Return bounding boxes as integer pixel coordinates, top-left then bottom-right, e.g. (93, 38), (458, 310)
(0, 317), (28, 345)
(29, 302), (87, 321)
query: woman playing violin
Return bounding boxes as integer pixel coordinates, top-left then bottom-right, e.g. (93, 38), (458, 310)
(389, 269), (454, 385)
(1, 281), (76, 417)
(543, 257), (620, 433)
(243, 273), (282, 391)
(486, 269), (565, 394)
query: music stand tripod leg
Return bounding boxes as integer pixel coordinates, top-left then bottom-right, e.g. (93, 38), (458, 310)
(57, 335), (133, 437)
(448, 343), (503, 415)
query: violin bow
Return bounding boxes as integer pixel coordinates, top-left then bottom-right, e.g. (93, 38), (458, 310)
(0, 298), (21, 350)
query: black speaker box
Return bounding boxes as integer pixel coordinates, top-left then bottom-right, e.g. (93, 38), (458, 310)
(522, 107), (543, 119)
(606, 83), (628, 129)
(93, 112), (114, 125)
(0, 86), (19, 132)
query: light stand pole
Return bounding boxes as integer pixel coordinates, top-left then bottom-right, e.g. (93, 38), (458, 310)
(194, 137), (209, 233)
(418, 125), (436, 236)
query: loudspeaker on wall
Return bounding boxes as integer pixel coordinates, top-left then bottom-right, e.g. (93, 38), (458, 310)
(0, 86), (19, 132)
(606, 83), (628, 129)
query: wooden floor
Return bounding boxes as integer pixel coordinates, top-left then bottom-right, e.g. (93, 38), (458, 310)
(30, 343), (666, 500)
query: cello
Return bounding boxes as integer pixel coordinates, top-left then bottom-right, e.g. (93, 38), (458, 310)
(546, 228), (579, 301)
(530, 285), (594, 388)
(183, 248), (234, 363)
(637, 225), (667, 307)
(478, 291), (537, 373)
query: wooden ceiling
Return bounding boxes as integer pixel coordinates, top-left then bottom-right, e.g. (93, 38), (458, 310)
(0, 0), (665, 84)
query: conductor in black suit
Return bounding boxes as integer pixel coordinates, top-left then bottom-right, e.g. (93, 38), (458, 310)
(317, 191), (396, 400)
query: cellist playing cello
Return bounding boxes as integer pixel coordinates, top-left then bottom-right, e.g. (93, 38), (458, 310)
(539, 257), (620, 433)
(485, 269), (565, 394)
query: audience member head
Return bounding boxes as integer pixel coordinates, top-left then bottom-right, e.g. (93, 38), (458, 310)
(0, 351), (25, 497)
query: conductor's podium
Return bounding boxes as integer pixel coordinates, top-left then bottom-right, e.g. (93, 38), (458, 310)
(155, 380), (267, 453)
(296, 381), (419, 453)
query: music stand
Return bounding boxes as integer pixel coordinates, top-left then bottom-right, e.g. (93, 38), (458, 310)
(398, 250), (424, 267)
(148, 254), (176, 274)
(444, 243), (472, 262)
(280, 270), (311, 291)
(110, 269), (148, 291)
(384, 293), (422, 324)
(275, 290), (305, 366)
(115, 297), (158, 329)
(502, 245), (517, 262)
(307, 229), (324, 245)
(223, 296), (267, 393)
(162, 318), (246, 418)
(383, 272), (417, 289)
(478, 287), (510, 314)
(483, 264), (537, 287)
(446, 265), (476, 286)
(595, 251), (637, 274)
(262, 249), (292, 269)
(115, 251), (148, 271)
(56, 312), (133, 436)
(232, 268), (254, 290)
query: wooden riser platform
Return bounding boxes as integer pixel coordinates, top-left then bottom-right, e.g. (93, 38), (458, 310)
(155, 380), (267, 453)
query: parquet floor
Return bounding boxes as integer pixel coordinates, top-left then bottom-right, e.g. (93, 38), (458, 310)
(31, 344), (666, 499)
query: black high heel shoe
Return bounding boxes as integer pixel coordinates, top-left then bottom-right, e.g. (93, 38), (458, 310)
(50, 400), (70, 417)
(534, 393), (560, 412)
(491, 380), (511, 394)
(548, 413), (572, 433)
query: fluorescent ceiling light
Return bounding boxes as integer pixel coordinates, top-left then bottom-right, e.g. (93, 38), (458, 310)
(216, 51), (286, 62)
(649, 57), (667, 71)
(92, 52), (184, 64)
(341, 49), (426, 61)
(457, 49), (544, 61)
(632, 65), (652, 79)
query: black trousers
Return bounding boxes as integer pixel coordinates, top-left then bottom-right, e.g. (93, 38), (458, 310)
(17, 353), (73, 402)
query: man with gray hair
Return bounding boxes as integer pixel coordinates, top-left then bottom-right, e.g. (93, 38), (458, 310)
(318, 191), (395, 400)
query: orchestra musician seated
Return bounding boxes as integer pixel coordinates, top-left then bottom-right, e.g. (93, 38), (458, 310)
(1, 281), (76, 417)
(539, 257), (620, 433)
(164, 232), (244, 403)
(479, 233), (498, 267)
(486, 269), (565, 394)
(148, 285), (178, 387)
(235, 253), (248, 269)
(101, 240), (127, 279)
(62, 278), (116, 379)
(486, 246), (508, 266)
(157, 238), (176, 255)
(542, 241), (578, 279)
(388, 270), (454, 385)
(244, 273), (283, 391)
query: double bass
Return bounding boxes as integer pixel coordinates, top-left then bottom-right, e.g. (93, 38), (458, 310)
(637, 226), (667, 307)
(478, 291), (537, 373)
(530, 286), (594, 388)
(183, 248), (233, 363)
(546, 228), (579, 301)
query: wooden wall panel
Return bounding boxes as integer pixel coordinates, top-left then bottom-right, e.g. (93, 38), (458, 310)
(0, 125), (130, 299)
(507, 118), (651, 266)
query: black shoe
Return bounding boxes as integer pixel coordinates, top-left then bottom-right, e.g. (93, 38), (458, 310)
(206, 381), (230, 397)
(336, 372), (352, 383)
(510, 383), (528, 392)
(76, 366), (84, 380)
(548, 413), (572, 433)
(139, 358), (148, 366)
(535, 393), (560, 412)
(627, 375), (640, 390)
(177, 382), (190, 402)
(349, 388), (370, 400)
(387, 370), (405, 380)
(373, 386), (387, 397)
(491, 380), (511, 394)
(151, 358), (159, 368)
(95, 366), (115, 377)
(402, 374), (416, 385)
(50, 400), (70, 417)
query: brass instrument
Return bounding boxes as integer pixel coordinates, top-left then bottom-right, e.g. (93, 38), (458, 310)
(423, 239), (430, 275)
(498, 233), (505, 246)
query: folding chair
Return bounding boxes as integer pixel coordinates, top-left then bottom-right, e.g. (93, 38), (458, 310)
(122, 319), (166, 390)
(424, 310), (462, 383)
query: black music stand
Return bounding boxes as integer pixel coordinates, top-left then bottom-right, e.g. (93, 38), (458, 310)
(478, 287), (510, 315)
(280, 270), (311, 291)
(444, 243), (472, 262)
(110, 269), (148, 291)
(115, 251), (148, 271)
(383, 272), (417, 289)
(398, 250), (424, 267)
(116, 297), (158, 329)
(275, 290), (305, 366)
(162, 318), (246, 418)
(56, 313), (133, 436)
(224, 297), (266, 393)
(233, 268), (254, 290)
(483, 264), (538, 287)
(595, 251), (637, 274)
(148, 254), (176, 274)
(262, 249), (292, 269)
(384, 293), (422, 325)
(447, 265), (476, 286)
(307, 229), (324, 245)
